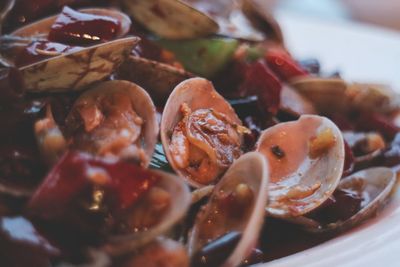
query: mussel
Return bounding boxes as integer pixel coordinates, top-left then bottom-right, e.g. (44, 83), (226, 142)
(65, 80), (158, 167)
(188, 152), (269, 267)
(256, 115), (345, 218)
(161, 77), (248, 187)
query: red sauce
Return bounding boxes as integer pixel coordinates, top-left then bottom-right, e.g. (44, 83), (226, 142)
(48, 6), (120, 45)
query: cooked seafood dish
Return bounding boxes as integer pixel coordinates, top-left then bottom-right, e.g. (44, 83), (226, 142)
(0, 0), (399, 266)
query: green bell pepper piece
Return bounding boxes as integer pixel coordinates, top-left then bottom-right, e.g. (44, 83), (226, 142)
(157, 38), (239, 78)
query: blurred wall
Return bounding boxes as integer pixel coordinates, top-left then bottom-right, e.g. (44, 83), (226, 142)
(265, 0), (400, 31)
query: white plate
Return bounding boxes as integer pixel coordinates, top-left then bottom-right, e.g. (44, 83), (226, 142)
(256, 12), (400, 267)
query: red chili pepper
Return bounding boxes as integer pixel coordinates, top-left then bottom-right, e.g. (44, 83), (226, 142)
(29, 151), (159, 220)
(265, 50), (309, 82)
(48, 6), (120, 45)
(239, 60), (282, 116)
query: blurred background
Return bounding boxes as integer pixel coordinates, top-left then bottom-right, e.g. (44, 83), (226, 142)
(265, 0), (400, 31)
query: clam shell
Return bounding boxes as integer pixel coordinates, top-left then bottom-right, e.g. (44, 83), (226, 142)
(66, 80), (158, 167)
(242, 0), (284, 43)
(290, 77), (348, 114)
(11, 8), (131, 39)
(19, 37), (139, 92)
(117, 55), (193, 105)
(346, 83), (400, 113)
(188, 152), (269, 267)
(121, 0), (219, 39)
(160, 77), (242, 188)
(305, 167), (396, 233)
(185, 0), (266, 42)
(9, 8), (136, 92)
(280, 85), (317, 116)
(256, 115), (345, 217)
(291, 78), (400, 114)
(103, 170), (191, 256)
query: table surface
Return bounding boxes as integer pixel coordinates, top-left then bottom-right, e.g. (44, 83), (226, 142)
(256, 12), (400, 267)
(278, 11), (400, 89)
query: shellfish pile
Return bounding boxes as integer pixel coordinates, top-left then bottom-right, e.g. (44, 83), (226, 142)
(0, 0), (398, 266)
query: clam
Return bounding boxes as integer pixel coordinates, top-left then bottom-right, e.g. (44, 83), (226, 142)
(346, 83), (400, 114)
(20, 37), (138, 92)
(242, 0), (284, 43)
(4, 8), (137, 92)
(121, 0), (219, 39)
(65, 80), (158, 167)
(290, 77), (348, 114)
(3, 7), (132, 63)
(256, 115), (345, 218)
(280, 85), (317, 117)
(117, 55), (193, 105)
(161, 77), (247, 187)
(291, 77), (400, 114)
(185, 0), (282, 42)
(103, 170), (191, 256)
(188, 152), (269, 267)
(303, 167), (396, 233)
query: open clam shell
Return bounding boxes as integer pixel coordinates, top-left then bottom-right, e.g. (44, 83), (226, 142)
(103, 170), (191, 256)
(11, 8), (131, 39)
(188, 152), (269, 267)
(118, 55), (193, 105)
(160, 77), (243, 188)
(256, 115), (345, 218)
(65, 80), (158, 167)
(304, 167), (396, 233)
(121, 0), (219, 39)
